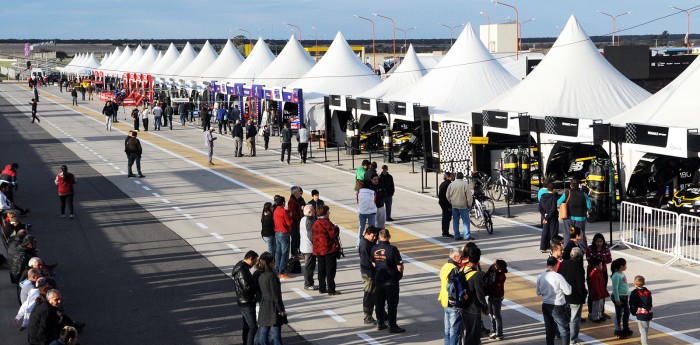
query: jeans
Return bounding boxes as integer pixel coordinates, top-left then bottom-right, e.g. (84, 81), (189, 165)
(542, 303), (570, 345)
(127, 154), (142, 175)
(262, 236), (276, 258)
(637, 320), (649, 345)
(302, 253), (316, 288)
(105, 116), (112, 131)
(613, 295), (630, 333)
(357, 213), (376, 245)
(590, 299), (604, 321)
(317, 254), (337, 292)
(154, 116), (162, 130)
(361, 274), (375, 320)
(274, 232), (290, 274)
(180, 113), (187, 125)
(241, 306), (258, 345)
(280, 142), (291, 162)
(568, 303), (582, 342)
(72, 97), (77, 106)
(59, 194), (74, 216)
(443, 307), (462, 345)
(563, 219), (588, 248)
(259, 326), (282, 345)
(376, 206), (386, 229)
(489, 297), (504, 337)
(375, 282), (399, 327)
(451, 208), (470, 239)
(441, 208), (452, 236)
(385, 195), (393, 219)
(167, 114), (173, 129)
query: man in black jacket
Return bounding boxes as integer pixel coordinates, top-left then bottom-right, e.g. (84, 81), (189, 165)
(359, 226), (379, 325)
(462, 248), (489, 344)
(232, 120), (244, 157)
(232, 250), (259, 345)
(538, 183), (560, 253)
(28, 289), (63, 345)
(379, 165), (395, 221)
(558, 247), (587, 345)
(438, 173), (454, 238)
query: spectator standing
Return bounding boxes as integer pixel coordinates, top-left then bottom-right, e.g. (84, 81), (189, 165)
(30, 98), (40, 123)
(446, 172), (474, 241)
(372, 229), (405, 333)
(297, 124), (310, 163)
(355, 160), (369, 191)
(438, 173), (454, 238)
(102, 101), (114, 131)
(379, 165), (395, 221)
(246, 120), (258, 157)
(563, 227), (585, 260)
(125, 131), (145, 178)
(257, 252), (287, 345)
(205, 128), (216, 166)
(307, 189), (325, 212)
(438, 247), (463, 345)
(559, 247), (588, 345)
(216, 106), (227, 134)
(88, 84), (94, 100)
(629, 275), (653, 345)
(288, 186), (305, 257)
(261, 202), (276, 257)
(356, 180), (377, 246)
(461, 248), (489, 344)
(34, 87), (39, 103)
(280, 122), (292, 164)
(152, 103), (163, 131)
(585, 233), (612, 319)
(273, 196), (292, 279)
(485, 259), (508, 341)
(263, 124), (271, 150)
(611, 258), (632, 339)
(359, 226), (379, 325)
(54, 165), (76, 219)
(364, 161), (377, 185)
(539, 183), (560, 253)
(557, 179), (591, 248)
(178, 102), (187, 126)
(232, 250), (259, 345)
(164, 103), (174, 130)
(312, 205), (341, 295)
(131, 107), (140, 131)
(537, 256), (572, 345)
(79, 85), (86, 101)
(141, 105), (150, 131)
(299, 205), (316, 290)
(586, 258), (609, 323)
(232, 120), (244, 157)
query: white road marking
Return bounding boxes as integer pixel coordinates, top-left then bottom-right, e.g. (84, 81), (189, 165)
(210, 233), (224, 240)
(196, 223), (208, 229)
(323, 309), (346, 323)
(142, 186), (151, 191)
(172, 207), (182, 212)
(152, 192), (161, 197)
(291, 288), (313, 301)
(183, 214), (194, 220)
(357, 333), (381, 345)
(133, 180), (141, 185)
(226, 243), (241, 252)
(161, 199), (171, 204)
(113, 166), (120, 170)
(107, 162), (114, 166)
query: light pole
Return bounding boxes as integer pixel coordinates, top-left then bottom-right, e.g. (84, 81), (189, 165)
(493, 0), (519, 59)
(480, 11), (491, 52)
(396, 26), (416, 54)
(519, 18), (535, 52)
(235, 28), (253, 55)
(354, 15), (376, 73)
(670, 6), (700, 53)
(312, 26), (319, 61)
(596, 11), (631, 47)
(373, 13), (396, 65)
(440, 23), (464, 46)
(284, 22), (302, 42)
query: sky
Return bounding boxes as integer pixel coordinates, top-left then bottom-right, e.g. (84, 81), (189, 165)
(2, 0), (699, 40)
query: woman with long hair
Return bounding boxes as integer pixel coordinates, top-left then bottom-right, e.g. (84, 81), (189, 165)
(311, 205), (341, 295)
(585, 233), (612, 319)
(257, 252), (287, 345)
(261, 202), (275, 257)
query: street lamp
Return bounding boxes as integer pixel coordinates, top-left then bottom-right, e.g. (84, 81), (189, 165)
(519, 18), (535, 52)
(596, 11), (631, 47)
(440, 23), (464, 46)
(354, 15), (376, 73)
(283, 22), (302, 42)
(493, 0), (519, 59)
(312, 26), (319, 61)
(480, 11), (491, 52)
(396, 26), (416, 54)
(670, 6), (700, 53)
(373, 13), (396, 65)
(235, 28), (253, 55)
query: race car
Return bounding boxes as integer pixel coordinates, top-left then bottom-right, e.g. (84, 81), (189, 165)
(666, 184), (700, 214)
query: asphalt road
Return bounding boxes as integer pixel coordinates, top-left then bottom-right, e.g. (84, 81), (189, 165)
(0, 87), (308, 344)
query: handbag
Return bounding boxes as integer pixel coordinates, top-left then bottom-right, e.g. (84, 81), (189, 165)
(559, 190), (571, 219)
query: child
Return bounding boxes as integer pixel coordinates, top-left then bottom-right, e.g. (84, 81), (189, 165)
(485, 259), (508, 340)
(586, 258), (609, 322)
(629, 275), (653, 345)
(610, 258), (632, 338)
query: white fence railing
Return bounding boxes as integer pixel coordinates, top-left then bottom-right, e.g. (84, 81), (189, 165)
(619, 201), (700, 265)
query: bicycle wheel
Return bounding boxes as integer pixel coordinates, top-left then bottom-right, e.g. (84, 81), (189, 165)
(469, 206), (479, 227)
(483, 210), (493, 234)
(483, 199), (495, 215)
(489, 182), (503, 201)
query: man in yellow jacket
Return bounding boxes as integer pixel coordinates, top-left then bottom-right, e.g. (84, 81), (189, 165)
(439, 248), (464, 345)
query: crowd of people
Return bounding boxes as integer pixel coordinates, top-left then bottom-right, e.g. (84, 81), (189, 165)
(1, 161), (85, 345)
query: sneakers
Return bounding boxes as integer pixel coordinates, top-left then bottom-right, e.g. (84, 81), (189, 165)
(278, 273), (291, 280)
(454, 237), (463, 241)
(70, 214), (74, 219)
(318, 289), (328, 294)
(127, 174), (137, 178)
(138, 174), (146, 178)
(376, 323), (388, 330)
(328, 291), (342, 296)
(364, 317), (377, 325)
(388, 326), (405, 333)
(61, 215), (65, 219)
(466, 236), (476, 241)
(489, 333), (504, 341)
(304, 285), (318, 291)
(441, 234), (451, 238)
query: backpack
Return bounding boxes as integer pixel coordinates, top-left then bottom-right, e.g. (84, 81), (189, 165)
(447, 267), (477, 309)
(286, 256), (302, 274)
(483, 269), (497, 296)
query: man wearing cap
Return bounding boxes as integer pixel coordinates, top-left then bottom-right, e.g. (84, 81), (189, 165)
(205, 128), (217, 166)
(359, 226), (379, 325)
(446, 172), (474, 241)
(371, 229), (405, 333)
(461, 247), (489, 344)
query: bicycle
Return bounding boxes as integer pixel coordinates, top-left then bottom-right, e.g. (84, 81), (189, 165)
(469, 173), (496, 215)
(487, 169), (514, 203)
(469, 196), (494, 235)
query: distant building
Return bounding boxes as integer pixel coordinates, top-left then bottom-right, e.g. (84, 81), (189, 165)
(479, 23), (517, 53)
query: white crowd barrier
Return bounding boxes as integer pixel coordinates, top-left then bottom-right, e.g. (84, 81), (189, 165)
(619, 201), (700, 266)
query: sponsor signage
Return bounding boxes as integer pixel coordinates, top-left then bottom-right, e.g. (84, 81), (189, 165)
(328, 94), (347, 111)
(388, 101), (414, 121)
(482, 110), (521, 136)
(357, 97), (378, 117)
(470, 136), (489, 145)
(626, 123), (688, 157)
(544, 116), (595, 142)
(171, 97), (189, 103)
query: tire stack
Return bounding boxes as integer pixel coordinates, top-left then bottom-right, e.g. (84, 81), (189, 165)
(587, 159), (609, 222)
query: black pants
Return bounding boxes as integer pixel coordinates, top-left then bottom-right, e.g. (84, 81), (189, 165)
(59, 194), (74, 216)
(298, 143), (308, 163)
(461, 311), (483, 345)
(127, 153), (142, 175)
(264, 135), (270, 149)
(133, 119), (139, 131)
(375, 282), (399, 327)
(540, 219), (559, 251)
(280, 142), (291, 163)
(362, 273), (375, 320)
(290, 223), (300, 256)
(31, 111), (39, 123)
(303, 253), (316, 288)
(142, 118), (149, 131)
(441, 207), (451, 236)
(218, 121), (228, 134)
(316, 254), (337, 292)
(240, 305), (258, 345)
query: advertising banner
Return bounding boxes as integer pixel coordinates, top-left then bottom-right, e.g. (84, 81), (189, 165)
(626, 123), (689, 157)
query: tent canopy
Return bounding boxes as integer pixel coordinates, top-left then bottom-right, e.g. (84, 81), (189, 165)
(119, 45), (145, 75)
(132, 45), (159, 74)
(356, 44), (427, 100)
(162, 42), (197, 80)
(149, 43), (180, 76)
(178, 40), (218, 84)
(225, 37), (276, 85)
(202, 39), (245, 83)
(105, 46), (132, 77)
(256, 35), (316, 88)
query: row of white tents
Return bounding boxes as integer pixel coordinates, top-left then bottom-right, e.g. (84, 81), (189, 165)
(60, 15), (700, 188)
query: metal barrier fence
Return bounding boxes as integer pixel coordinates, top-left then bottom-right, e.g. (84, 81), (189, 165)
(619, 201), (700, 265)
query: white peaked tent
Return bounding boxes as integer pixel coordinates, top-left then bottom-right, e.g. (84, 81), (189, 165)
(162, 42), (197, 82)
(149, 43), (179, 76)
(357, 44), (427, 99)
(99, 47), (122, 73)
(149, 51), (163, 73)
(132, 45), (159, 74)
(201, 39), (245, 83)
(106, 46), (132, 76)
(479, 15), (650, 119)
(62, 54), (81, 74)
(177, 40), (218, 86)
(99, 52), (110, 65)
(75, 53), (101, 75)
(256, 35), (316, 88)
(288, 31), (381, 130)
(119, 45), (144, 74)
(225, 38), (276, 85)
(392, 23), (518, 120)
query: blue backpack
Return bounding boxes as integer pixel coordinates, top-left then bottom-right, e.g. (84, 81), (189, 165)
(447, 267), (476, 308)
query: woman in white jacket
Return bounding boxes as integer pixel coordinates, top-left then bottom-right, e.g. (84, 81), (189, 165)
(15, 278), (50, 330)
(356, 180), (377, 247)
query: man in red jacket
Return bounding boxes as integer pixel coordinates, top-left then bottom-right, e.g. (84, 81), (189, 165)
(54, 165), (76, 219)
